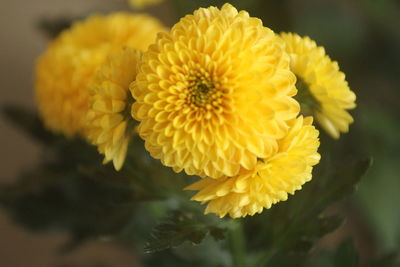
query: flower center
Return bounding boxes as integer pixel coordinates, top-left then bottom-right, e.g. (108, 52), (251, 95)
(185, 68), (226, 112)
(189, 78), (216, 107)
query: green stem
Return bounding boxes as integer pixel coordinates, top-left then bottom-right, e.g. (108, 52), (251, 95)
(229, 220), (246, 267)
(254, 247), (279, 267)
(252, 228), (290, 267)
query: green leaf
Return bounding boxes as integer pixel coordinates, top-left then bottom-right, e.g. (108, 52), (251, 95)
(144, 211), (226, 253)
(0, 111), (174, 251)
(333, 239), (359, 267)
(248, 158), (372, 266)
(210, 226), (227, 241)
(0, 166), (135, 237)
(322, 159), (373, 205)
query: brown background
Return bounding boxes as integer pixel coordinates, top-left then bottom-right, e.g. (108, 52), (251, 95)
(0, 1), (147, 266)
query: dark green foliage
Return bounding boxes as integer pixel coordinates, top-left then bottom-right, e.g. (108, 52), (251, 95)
(0, 166), (136, 251)
(144, 211), (226, 253)
(0, 105), (169, 250)
(0, 105), (227, 264)
(333, 239), (359, 267)
(1, 107), (137, 250)
(244, 153), (372, 266)
(0, 105), (375, 266)
(366, 253), (400, 267)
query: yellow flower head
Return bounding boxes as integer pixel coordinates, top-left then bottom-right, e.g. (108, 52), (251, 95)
(186, 116), (320, 218)
(86, 48), (141, 170)
(35, 13), (166, 137)
(131, 3), (300, 178)
(280, 33), (356, 139)
(129, 0), (164, 9)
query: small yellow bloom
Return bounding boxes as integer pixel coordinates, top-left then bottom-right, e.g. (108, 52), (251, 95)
(129, 0), (164, 9)
(35, 13), (166, 137)
(186, 116), (320, 218)
(280, 33), (356, 139)
(86, 48), (141, 170)
(131, 4), (300, 178)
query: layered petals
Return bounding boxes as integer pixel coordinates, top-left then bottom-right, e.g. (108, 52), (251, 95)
(132, 4), (300, 178)
(186, 116), (320, 218)
(280, 32), (356, 138)
(85, 48), (142, 170)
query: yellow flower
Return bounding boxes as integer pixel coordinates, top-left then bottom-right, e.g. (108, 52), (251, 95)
(185, 116), (320, 218)
(280, 33), (356, 139)
(131, 3), (300, 178)
(35, 13), (166, 137)
(86, 48), (141, 170)
(129, 0), (164, 9)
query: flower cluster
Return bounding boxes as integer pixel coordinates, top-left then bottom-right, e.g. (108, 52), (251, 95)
(35, 12), (165, 168)
(35, 3), (357, 218)
(132, 4), (321, 217)
(35, 12), (165, 137)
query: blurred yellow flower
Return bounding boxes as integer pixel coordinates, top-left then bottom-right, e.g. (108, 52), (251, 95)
(86, 48), (141, 170)
(186, 116), (320, 218)
(129, 0), (164, 9)
(131, 3), (299, 178)
(35, 13), (166, 137)
(280, 33), (356, 139)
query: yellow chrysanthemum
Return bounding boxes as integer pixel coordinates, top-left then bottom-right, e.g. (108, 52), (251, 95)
(86, 48), (141, 170)
(35, 13), (166, 137)
(131, 3), (300, 178)
(280, 33), (356, 139)
(186, 116), (320, 218)
(129, 0), (164, 9)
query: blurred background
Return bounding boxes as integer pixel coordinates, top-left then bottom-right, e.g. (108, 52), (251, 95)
(1, 0), (399, 266)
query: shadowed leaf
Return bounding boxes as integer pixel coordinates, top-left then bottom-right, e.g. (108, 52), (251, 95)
(144, 211), (226, 253)
(248, 158), (372, 266)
